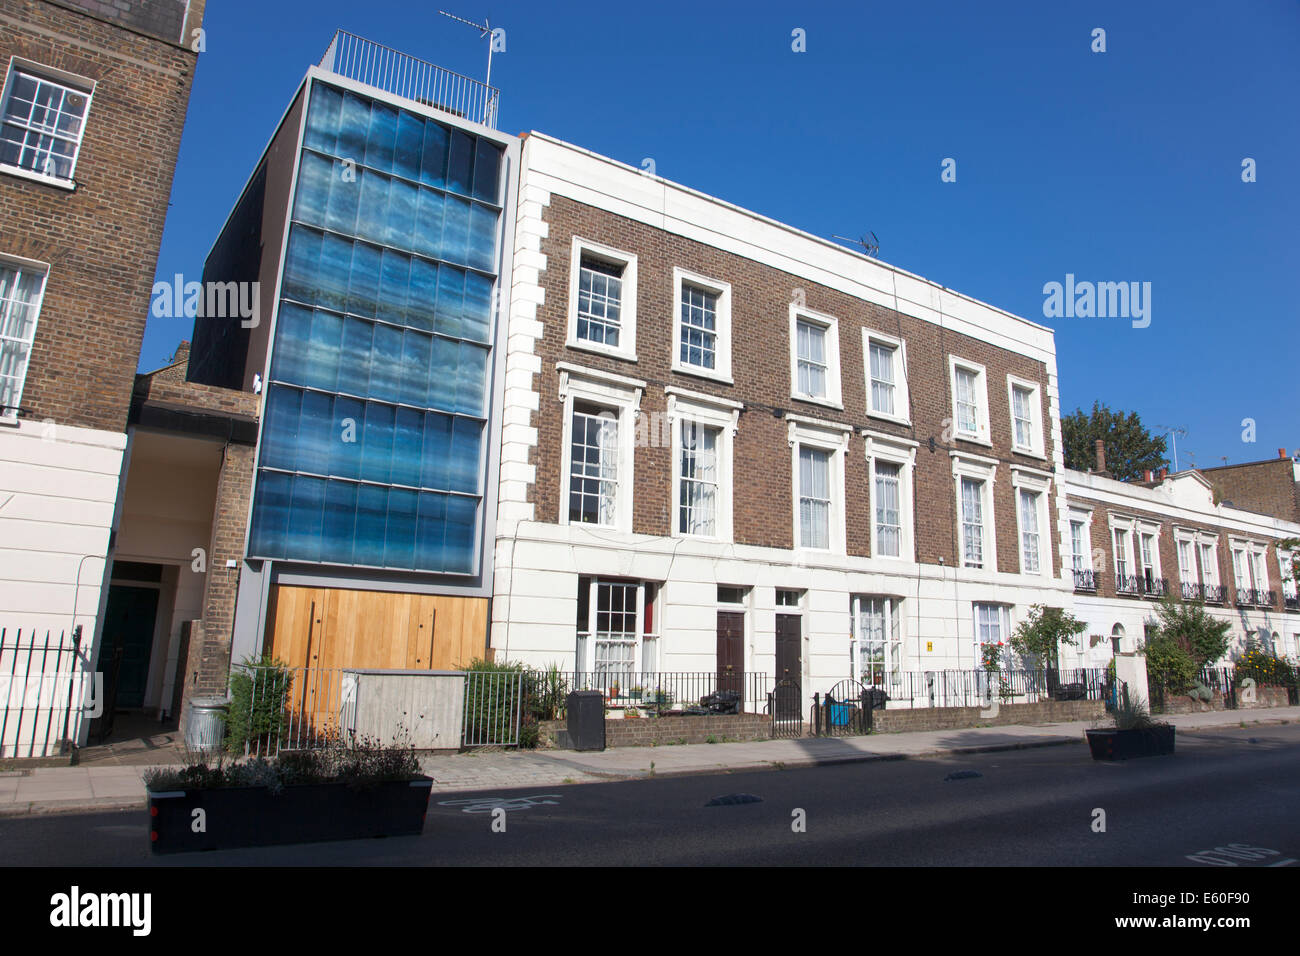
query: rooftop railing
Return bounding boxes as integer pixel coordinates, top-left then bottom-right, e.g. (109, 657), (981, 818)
(320, 31), (500, 130)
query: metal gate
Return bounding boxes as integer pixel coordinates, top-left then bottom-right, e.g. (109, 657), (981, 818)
(462, 670), (524, 747)
(768, 679), (803, 739)
(813, 679), (877, 737)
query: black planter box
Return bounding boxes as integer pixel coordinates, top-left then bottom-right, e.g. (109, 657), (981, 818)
(1085, 725), (1176, 761)
(148, 776), (433, 854)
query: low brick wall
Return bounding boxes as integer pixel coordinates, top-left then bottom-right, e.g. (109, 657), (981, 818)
(538, 714), (769, 749)
(1160, 685), (1292, 715)
(871, 699), (1104, 734)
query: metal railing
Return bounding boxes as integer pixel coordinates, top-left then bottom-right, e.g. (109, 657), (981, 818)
(1, 626), (90, 759)
(858, 668), (1106, 710)
(462, 670), (524, 747)
(1072, 569), (1099, 592)
(230, 663), (345, 757)
(545, 671), (771, 718)
(1286, 594), (1300, 612)
(320, 31), (501, 129)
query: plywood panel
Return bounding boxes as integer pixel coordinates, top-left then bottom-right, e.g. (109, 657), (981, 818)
(267, 585), (487, 673)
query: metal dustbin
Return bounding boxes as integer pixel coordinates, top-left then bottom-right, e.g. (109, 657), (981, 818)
(185, 697), (228, 752)
(566, 690), (606, 752)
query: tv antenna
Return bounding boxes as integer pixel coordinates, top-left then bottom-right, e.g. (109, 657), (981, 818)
(1156, 424), (1187, 472)
(439, 10), (497, 88)
(832, 232), (879, 258)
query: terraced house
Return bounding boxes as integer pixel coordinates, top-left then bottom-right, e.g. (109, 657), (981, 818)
(1064, 446), (1300, 697)
(0, 0), (204, 756)
(491, 133), (1079, 705)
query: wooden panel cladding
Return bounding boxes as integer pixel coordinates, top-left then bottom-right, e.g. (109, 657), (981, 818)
(266, 585), (488, 672)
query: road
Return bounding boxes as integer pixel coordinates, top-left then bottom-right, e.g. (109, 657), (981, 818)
(2, 724), (1299, 866)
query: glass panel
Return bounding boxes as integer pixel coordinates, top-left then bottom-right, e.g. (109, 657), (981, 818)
(296, 389), (333, 475)
(384, 487), (417, 568)
(331, 395), (365, 480)
(435, 265), (465, 339)
(292, 150), (330, 227)
(419, 120), (448, 188)
(304, 309), (342, 392)
(441, 195), (471, 266)
(406, 256), (438, 331)
(346, 240), (382, 318)
(286, 475), (326, 563)
(472, 137), (501, 202)
(443, 495), (477, 572)
(368, 323), (403, 404)
(399, 330), (432, 408)
(415, 491), (447, 570)
(356, 168), (390, 246)
(321, 480), (357, 565)
(353, 484), (388, 567)
(413, 186), (445, 261)
(304, 83), (342, 154)
(337, 92), (370, 167)
(392, 406), (425, 487)
(249, 471), (291, 557)
(360, 401), (395, 485)
(259, 386), (301, 471)
(446, 129), (474, 195)
(448, 417), (482, 495)
(421, 413), (453, 491)
(338, 316), (373, 397)
(468, 203), (498, 272)
(462, 272), (493, 344)
(455, 341), (487, 416)
(376, 248), (411, 327)
(393, 110), (424, 182)
(324, 158), (360, 235)
(364, 101), (397, 174)
(385, 177), (418, 251)
(270, 302), (312, 383)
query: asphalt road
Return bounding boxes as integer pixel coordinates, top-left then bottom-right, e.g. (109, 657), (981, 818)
(3, 724), (1299, 867)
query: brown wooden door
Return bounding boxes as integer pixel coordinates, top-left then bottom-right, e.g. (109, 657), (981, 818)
(775, 613), (802, 683)
(716, 611), (744, 696)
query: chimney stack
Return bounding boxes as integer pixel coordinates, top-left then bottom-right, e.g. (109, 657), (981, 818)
(1280, 448), (1289, 459)
(1159, 467), (1167, 480)
(1144, 469), (1154, 482)
(1095, 439), (1107, 475)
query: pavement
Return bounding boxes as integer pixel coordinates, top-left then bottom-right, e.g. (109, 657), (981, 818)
(1, 705), (1294, 817)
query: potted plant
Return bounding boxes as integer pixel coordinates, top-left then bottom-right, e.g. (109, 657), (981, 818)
(624, 705), (641, 719)
(144, 735), (432, 854)
(1085, 690), (1175, 761)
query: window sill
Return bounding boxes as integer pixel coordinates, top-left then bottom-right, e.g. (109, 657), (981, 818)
(671, 363), (733, 386)
(565, 338), (638, 364)
(791, 393), (844, 412)
(954, 433), (993, 449)
(0, 164), (76, 191)
(1012, 446), (1048, 461)
(865, 409), (912, 428)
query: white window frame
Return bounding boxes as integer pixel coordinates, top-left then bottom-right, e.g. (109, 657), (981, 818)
(864, 431), (917, 562)
(1011, 467), (1052, 578)
(788, 415), (850, 555)
(1068, 506), (1094, 573)
(1198, 537), (1221, 589)
(578, 577), (657, 677)
(1250, 545), (1269, 596)
(788, 305), (842, 409)
(862, 329), (910, 425)
(1279, 548), (1297, 603)
(671, 267), (732, 383)
(851, 594), (904, 686)
(557, 362), (644, 533)
(1006, 375), (1045, 458)
(1109, 515), (1137, 593)
(0, 59), (94, 190)
(666, 386), (741, 543)
(973, 602), (1012, 661)
(0, 253), (49, 423)
(1175, 530), (1199, 589)
(951, 452), (998, 571)
(566, 237), (637, 362)
(948, 356), (991, 445)
(1137, 521), (1163, 591)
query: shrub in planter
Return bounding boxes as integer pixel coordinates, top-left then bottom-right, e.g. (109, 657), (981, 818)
(224, 654), (293, 755)
(144, 737), (430, 853)
(1085, 692), (1175, 761)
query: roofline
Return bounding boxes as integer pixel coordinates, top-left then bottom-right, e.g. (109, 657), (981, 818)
(522, 130), (1055, 341)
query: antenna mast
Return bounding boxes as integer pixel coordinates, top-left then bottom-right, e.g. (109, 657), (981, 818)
(439, 9), (495, 88)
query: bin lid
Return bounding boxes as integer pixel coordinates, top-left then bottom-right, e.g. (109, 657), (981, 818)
(189, 697), (228, 709)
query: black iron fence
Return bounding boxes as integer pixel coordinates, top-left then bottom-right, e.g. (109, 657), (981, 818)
(543, 671), (771, 718)
(1, 626), (91, 759)
(859, 667), (1106, 710)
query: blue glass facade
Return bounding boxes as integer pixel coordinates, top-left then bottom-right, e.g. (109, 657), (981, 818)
(247, 81), (504, 574)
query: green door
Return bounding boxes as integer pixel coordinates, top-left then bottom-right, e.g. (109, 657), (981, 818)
(99, 585), (160, 710)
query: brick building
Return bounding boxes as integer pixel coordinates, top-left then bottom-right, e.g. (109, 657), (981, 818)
(1064, 442), (1300, 695)
(492, 133), (1076, 702)
(0, 0), (204, 751)
(1199, 450), (1300, 526)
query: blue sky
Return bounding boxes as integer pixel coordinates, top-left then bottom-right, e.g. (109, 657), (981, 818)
(146, 0), (1299, 469)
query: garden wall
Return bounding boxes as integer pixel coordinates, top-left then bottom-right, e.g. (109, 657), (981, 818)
(871, 699), (1104, 734)
(538, 714), (769, 749)
(1159, 685), (1293, 715)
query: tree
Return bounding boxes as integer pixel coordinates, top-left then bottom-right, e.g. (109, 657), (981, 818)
(1009, 605), (1087, 670)
(1151, 596), (1231, 669)
(1061, 402), (1168, 481)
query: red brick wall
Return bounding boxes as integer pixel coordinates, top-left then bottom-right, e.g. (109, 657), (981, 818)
(0, 0), (202, 432)
(1201, 459), (1300, 525)
(530, 195), (1060, 571)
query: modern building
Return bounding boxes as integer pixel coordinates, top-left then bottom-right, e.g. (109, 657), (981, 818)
(491, 132), (1077, 704)
(179, 33), (518, 718)
(0, 0), (205, 753)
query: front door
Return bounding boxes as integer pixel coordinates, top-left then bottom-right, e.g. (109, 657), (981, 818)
(775, 613), (802, 684)
(99, 585), (160, 709)
(716, 610), (744, 696)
